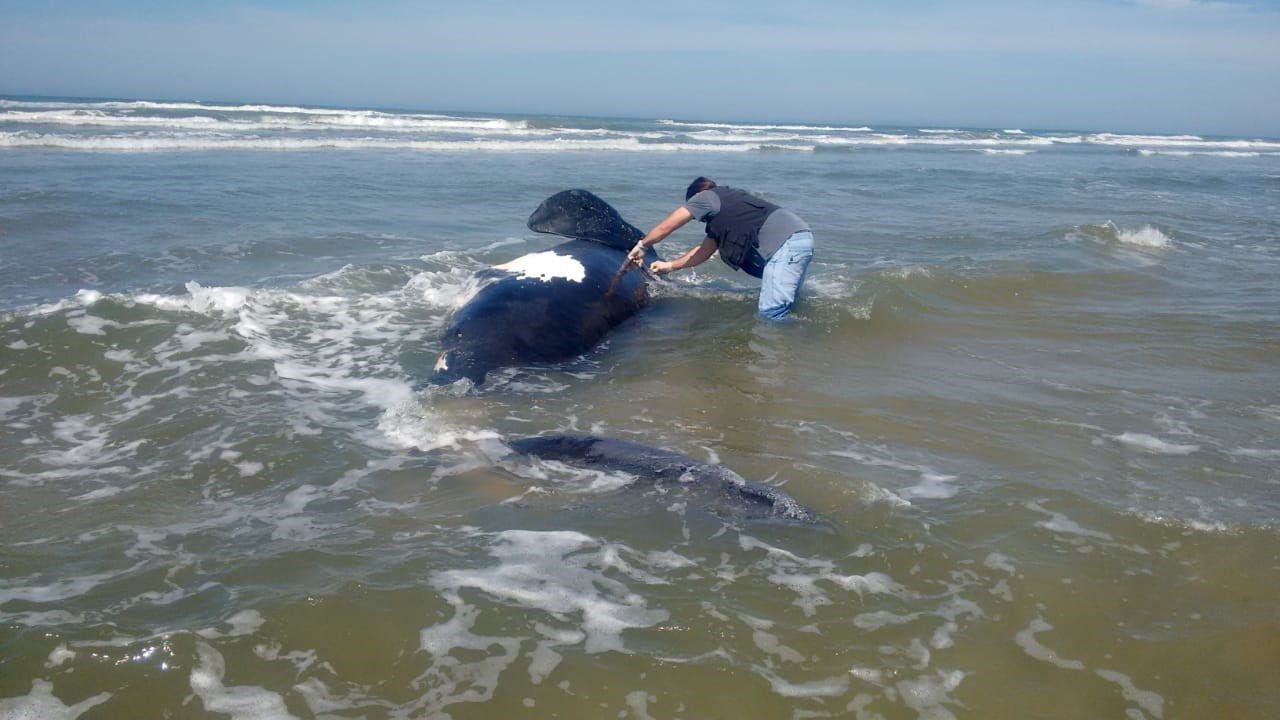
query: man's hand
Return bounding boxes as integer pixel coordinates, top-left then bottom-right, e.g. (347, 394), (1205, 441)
(649, 260), (673, 275)
(625, 242), (647, 269)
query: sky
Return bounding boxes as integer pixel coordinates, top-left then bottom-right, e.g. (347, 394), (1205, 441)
(2, 0), (1278, 135)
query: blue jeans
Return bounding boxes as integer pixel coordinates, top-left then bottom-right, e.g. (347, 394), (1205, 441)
(758, 231), (814, 320)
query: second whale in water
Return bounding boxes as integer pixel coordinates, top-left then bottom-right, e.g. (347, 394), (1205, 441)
(507, 434), (818, 523)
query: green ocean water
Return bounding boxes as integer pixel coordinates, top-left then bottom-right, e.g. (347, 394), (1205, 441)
(1, 97), (1278, 718)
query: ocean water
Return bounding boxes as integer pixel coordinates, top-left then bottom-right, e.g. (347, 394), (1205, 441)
(1, 97), (1278, 719)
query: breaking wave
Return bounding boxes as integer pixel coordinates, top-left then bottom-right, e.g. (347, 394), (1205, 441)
(3, 97), (1276, 155)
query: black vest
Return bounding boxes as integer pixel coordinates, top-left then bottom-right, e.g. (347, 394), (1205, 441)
(703, 186), (778, 278)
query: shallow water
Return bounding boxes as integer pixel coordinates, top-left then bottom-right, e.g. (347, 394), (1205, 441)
(1, 98), (1278, 719)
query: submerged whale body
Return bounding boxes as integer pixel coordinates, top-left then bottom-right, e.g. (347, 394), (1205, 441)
(508, 434), (818, 523)
(430, 190), (659, 385)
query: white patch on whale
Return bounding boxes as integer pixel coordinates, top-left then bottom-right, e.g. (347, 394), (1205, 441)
(495, 252), (585, 283)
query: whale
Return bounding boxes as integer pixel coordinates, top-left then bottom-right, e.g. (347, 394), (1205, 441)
(429, 190), (660, 385)
(507, 434), (818, 523)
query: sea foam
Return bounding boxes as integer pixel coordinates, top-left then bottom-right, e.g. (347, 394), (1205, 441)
(1114, 432), (1199, 455)
(1116, 226), (1173, 249)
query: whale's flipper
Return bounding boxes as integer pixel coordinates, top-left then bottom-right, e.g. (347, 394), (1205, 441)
(508, 434), (818, 523)
(527, 189), (647, 252)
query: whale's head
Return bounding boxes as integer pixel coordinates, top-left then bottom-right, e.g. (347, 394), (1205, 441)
(429, 287), (537, 386)
(429, 346), (486, 386)
(430, 316), (508, 386)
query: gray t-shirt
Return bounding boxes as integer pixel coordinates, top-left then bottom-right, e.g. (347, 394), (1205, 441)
(683, 190), (810, 259)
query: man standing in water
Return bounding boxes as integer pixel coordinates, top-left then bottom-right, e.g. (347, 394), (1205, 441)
(626, 177), (814, 320)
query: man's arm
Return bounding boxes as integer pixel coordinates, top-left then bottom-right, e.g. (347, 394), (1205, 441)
(651, 236), (717, 274)
(627, 206), (694, 267)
